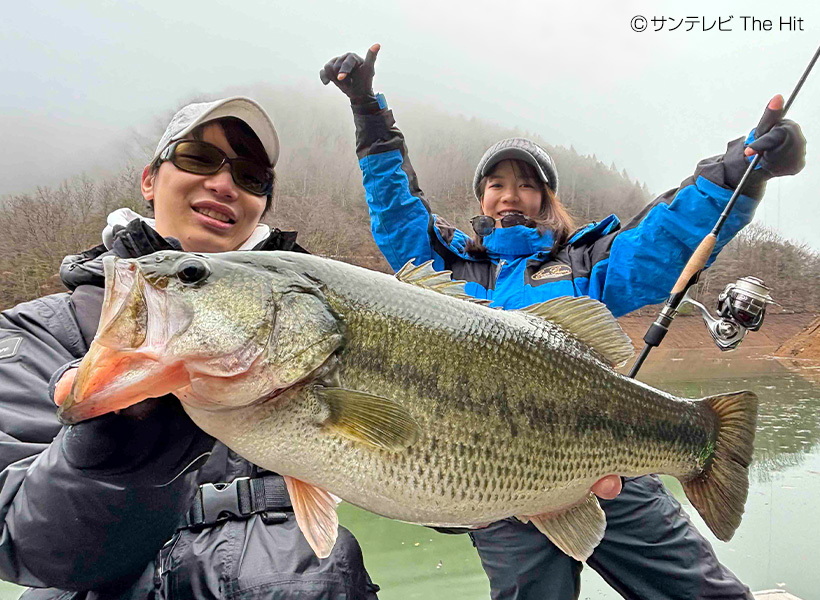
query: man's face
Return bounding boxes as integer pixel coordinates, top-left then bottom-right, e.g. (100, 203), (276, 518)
(142, 123), (268, 253)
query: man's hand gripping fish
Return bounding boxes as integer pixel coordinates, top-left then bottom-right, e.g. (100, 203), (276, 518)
(58, 251), (758, 561)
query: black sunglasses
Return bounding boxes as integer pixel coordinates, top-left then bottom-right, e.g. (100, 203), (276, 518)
(470, 214), (533, 237)
(158, 140), (274, 196)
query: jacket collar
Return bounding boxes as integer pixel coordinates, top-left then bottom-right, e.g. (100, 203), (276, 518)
(481, 225), (554, 259)
(102, 208), (272, 251)
(60, 209), (300, 291)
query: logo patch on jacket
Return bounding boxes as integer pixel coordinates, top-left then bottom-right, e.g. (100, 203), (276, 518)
(0, 336), (22, 360)
(531, 265), (572, 281)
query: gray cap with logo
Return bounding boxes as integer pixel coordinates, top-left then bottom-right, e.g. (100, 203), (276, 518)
(473, 137), (559, 200)
(152, 97), (280, 167)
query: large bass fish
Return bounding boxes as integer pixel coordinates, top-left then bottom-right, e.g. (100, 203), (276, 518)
(58, 251), (757, 561)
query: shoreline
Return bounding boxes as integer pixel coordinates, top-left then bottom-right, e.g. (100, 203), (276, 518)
(616, 313), (819, 383)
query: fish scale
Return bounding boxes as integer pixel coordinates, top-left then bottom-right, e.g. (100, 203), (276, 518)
(248, 267), (707, 523)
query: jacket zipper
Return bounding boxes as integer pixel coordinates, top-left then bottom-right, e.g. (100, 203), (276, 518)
(494, 260), (506, 287)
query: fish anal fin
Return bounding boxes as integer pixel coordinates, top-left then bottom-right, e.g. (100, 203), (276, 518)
(283, 475), (339, 559)
(315, 386), (420, 451)
(682, 390), (758, 541)
(516, 296), (634, 366)
(518, 493), (606, 562)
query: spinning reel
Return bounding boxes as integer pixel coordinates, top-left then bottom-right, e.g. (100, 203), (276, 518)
(681, 277), (776, 351)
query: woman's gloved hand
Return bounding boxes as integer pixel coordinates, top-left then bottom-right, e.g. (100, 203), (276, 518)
(744, 94), (806, 178)
(320, 44), (381, 103)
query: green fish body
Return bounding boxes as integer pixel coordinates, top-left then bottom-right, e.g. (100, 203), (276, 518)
(59, 251), (757, 561)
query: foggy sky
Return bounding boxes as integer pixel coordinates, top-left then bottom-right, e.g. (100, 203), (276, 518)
(2, 0), (818, 249)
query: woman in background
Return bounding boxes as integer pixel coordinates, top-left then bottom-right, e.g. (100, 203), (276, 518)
(322, 44), (805, 600)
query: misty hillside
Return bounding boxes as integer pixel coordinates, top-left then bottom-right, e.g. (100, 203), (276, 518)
(1, 88), (818, 314)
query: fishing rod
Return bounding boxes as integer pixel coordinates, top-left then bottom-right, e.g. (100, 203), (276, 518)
(627, 44), (820, 379)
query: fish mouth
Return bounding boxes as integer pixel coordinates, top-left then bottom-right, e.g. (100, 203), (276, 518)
(57, 342), (189, 424)
(57, 257), (193, 424)
(97, 257), (140, 347)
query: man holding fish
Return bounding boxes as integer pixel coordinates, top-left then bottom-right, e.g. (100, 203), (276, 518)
(0, 50), (807, 600)
(0, 98), (381, 598)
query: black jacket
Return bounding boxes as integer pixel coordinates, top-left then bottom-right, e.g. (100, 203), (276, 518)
(0, 219), (378, 599)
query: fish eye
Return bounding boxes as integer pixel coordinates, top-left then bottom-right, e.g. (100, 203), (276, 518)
(176, 258), (210, 285)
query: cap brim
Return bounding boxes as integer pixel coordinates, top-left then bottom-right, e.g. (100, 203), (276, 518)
(481, 147), (550, 187)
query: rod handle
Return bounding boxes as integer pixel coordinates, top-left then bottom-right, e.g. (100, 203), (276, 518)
(670, 233), (717, 294)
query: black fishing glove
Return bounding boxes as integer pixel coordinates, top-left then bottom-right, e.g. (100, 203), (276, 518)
(747, 119), (806, 177)
(59, 398), (215, 485)
(745, 95), (806, 178)
(320, 45), (380, 106)
(50, 360), (214, 485)
(112, 219), (182, 256)
(723, 96), (807, 195)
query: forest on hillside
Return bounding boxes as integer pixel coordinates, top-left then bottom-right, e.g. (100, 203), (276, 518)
(2, 89), (818, 314)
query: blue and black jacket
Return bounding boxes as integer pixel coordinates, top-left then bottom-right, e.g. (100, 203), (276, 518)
(352, 96), (765, 317)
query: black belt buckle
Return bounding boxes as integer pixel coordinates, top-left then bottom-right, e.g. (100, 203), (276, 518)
(200, 477), (249, 526)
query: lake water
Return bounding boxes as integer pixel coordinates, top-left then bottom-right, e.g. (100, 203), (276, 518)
(2, 355), (817, 599)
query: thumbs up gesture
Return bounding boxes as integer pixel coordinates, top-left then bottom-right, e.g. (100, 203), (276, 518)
(320, 44), (381, 102)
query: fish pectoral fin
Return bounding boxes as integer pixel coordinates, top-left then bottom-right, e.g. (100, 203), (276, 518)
(515, 296), (634, 367)
(283, 475), (339, 559)
(518, 493), (606, 562)
(314, 386), (421, 451)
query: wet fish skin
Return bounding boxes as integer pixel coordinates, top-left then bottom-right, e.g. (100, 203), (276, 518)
(58, 251), (757, 560)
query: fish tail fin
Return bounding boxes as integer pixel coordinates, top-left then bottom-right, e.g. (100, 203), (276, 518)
(682, 390), (758, 541)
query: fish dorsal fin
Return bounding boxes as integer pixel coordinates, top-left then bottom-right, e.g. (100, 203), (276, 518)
(395, 260), (492, 305)
(518, 493), (606, 562)
(283, 476), (339, 559)
(315, 386), (421, 451)
(516, 296), (634, 367)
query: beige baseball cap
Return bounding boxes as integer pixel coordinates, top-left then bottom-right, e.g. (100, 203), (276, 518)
(152, 97), (280, 167)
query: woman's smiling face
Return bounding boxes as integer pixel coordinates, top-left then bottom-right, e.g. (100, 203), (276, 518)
(479, 160), (544, 227)
(141, 122), (268, 253)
